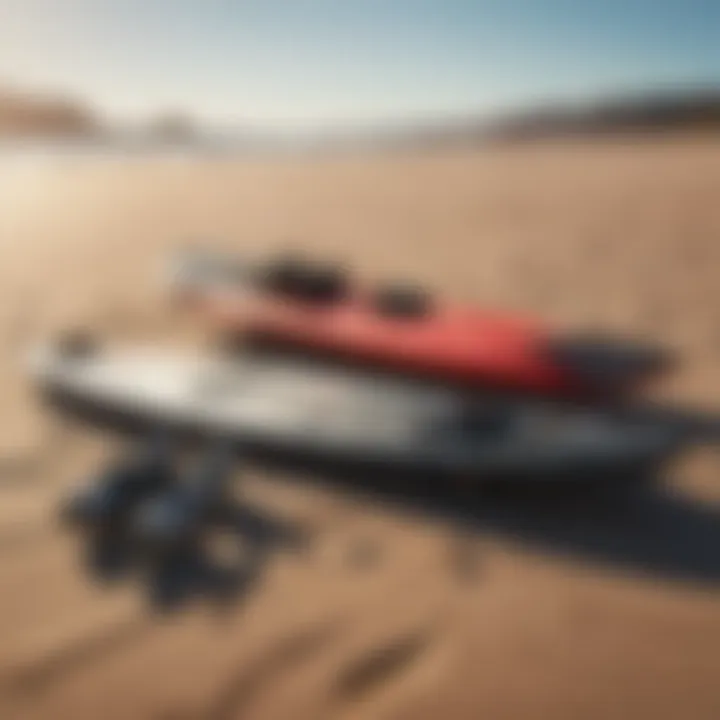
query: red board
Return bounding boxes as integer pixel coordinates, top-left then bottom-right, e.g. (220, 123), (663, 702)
(195, 287), (598, 398)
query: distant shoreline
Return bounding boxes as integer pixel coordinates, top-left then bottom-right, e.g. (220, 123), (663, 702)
(3, 86), (720, 157)
(1, 128), (719, 166)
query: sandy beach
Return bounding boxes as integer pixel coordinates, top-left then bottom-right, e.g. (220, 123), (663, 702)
(0, 137), (719, 719)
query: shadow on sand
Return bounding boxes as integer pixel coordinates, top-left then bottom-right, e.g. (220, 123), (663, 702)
(267, 457), (720, 588)
(72, 449), (720, 609)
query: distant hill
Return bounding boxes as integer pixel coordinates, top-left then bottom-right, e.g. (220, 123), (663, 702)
(0, 87), (100, 138)
(143, 112), (199, 142)
(484, 90), (720, 142)
(303, 91), (720, 155)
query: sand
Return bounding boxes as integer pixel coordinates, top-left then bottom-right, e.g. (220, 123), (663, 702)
(0, 137), (719, 719)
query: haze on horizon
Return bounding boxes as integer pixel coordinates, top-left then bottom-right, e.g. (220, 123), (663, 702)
(1, 0), (718, 132)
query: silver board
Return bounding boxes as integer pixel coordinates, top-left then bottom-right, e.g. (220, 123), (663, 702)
(28, 343), (682, 481)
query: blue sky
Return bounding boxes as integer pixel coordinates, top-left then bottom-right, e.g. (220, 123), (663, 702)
(1, 0), (718, 129)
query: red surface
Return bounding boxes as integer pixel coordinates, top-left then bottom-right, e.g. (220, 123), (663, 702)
(198, 288), (590, 397)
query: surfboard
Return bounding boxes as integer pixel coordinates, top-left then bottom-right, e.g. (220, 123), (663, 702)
(29, 341), (681, 481)
(170, 250), (673, 399)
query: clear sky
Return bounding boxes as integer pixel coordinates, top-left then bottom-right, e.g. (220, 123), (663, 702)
(1, 0), (718, 129)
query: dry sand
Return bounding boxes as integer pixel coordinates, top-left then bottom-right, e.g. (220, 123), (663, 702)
(0, 137), (719, 719)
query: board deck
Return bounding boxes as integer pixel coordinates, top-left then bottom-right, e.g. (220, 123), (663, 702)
(29, 343), (682, 481)
(172, 252), (671, 399)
